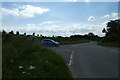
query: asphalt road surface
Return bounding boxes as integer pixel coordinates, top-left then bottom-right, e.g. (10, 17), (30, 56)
(51, 41), (118, 78)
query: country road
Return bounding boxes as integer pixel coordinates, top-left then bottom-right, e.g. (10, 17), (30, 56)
(50, 41), (119, 78)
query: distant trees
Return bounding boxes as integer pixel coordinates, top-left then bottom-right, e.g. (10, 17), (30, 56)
(69, 33), (100, 41)
(24, 33), (26, 36)
(33, 33), (35, 36)
(102, 19), (120, 42)
(88, 32), (95, 37)
(37, 34), (39, 37)
(102, 28), (107, 33)
(2, 30), (6, 34)
(9, 30), (14, 34)
(16, 31), (19, 35)
(1, 30), (101, 41)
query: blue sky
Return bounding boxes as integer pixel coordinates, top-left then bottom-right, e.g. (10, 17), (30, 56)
(1, 2), (118, 36)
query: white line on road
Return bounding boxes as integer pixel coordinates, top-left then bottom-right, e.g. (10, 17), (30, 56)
(69, 51), (73, 66)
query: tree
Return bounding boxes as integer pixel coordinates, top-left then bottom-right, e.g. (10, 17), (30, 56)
(33, 33), (35, 36)
(88, 32), (95, 37)
(9, 30), (14, 34)
(37, 34), (39, 37)
(16, 31), (19, 35)
(102, 28), (107, 33)
(102, 19), (120, 42)
(24, 33), (26, 36)
(2, 30), (6, 34)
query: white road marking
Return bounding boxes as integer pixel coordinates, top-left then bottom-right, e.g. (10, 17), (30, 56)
(69, 51), (73, 66)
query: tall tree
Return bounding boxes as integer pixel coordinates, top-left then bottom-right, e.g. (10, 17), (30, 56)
(102, 19), (120, 42)
(33, 33), (35, 36)
(9, 30), (14, 34)
(16, 31), (19, 35)
(24, 33), (26, 36)
(102, 28), (107, 33)
(2, 30), (6, 34)
(88, 32), (95, 37)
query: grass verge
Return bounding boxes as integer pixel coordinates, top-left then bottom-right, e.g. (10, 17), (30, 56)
(2, 34), (72, 79)
(97, 41), (120, 48)
(57, 39), (89, 45)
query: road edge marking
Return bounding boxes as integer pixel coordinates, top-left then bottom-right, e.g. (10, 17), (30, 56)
(69, 51), (73, 66)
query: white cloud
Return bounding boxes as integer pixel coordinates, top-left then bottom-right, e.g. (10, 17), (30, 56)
(85, 0), (90, 2)
(1, 8), (20, 16)
(101, 12), (118, 20)
(41, 21), (62, 25)
(88, 16), (95, 21)
(2, 22), (105, 37)
(101, 21), (108, 25)
(1, 5), (49, 18)
(27, 24), (35, 26)
(65, 0), (78, 2)
(110, 12), (118, 20)
(111, 13), (118, 18)
(101, 14), (110, 19)
(65, 0), (119, 2)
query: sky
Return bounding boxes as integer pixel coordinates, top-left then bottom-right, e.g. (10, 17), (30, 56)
(1, 1), (118, 37)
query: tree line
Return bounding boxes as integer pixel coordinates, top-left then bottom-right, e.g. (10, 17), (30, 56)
(2, 19), (120, 42)
(2, 29), (100, 41)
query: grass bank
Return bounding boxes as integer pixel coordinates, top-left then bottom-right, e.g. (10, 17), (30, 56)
(97, 41), (120, 48)
(55, 39), (89, 45)
(2, 34), (72, 79)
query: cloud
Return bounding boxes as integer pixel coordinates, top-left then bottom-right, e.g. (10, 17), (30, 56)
(101, 12), (118, 20)
(65, 0), (119, 2)
(108, 12), (118, 20)
(40, 21), (62, 25)
(111, 13), (118, 18)
(27, 24), (35, 26)
(101, 21), (108, 25)
(101, 14), (110, 19)
(85, 0), (90, 2)
(65, 0), (78, 2)
(2, 22), (105, 37)
(88, 16), (95, 21)
(1, 5), (49, 18)
(1, 8), (20, 16)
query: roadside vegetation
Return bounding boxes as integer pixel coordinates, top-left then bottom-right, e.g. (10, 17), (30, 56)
(2, 19), (120, 78)
(97, 41), (120, 48)
(39, 32), (101, 45)
(2, 33), (72, 79)
(56, 39), (89, 45)
(98, 19), (120, 48)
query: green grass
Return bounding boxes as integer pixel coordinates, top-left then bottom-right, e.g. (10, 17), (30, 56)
(2, 34), (72, 79)
(56, 39), (89, 45)
(97, 41), (120, 48)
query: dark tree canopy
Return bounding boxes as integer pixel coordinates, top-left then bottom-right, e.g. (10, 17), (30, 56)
(102, 19), (120, 42)
(2, 30), (6, 34)
(24, 33), (26, 36)
(102, 28), (107, 33)
(9, 30), (14, 34)
(33, 33), (35, 36)
(88, 32), (95, 37)
(16, 31), (19, 35)
(106, 19), (120, 35)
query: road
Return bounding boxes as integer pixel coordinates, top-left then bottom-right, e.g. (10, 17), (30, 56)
(51, 41), (118, 78)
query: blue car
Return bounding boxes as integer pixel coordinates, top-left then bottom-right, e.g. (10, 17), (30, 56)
(41, 39), (60, 47)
